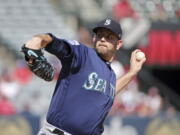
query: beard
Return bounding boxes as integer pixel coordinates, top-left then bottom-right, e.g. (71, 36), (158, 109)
(95, 45), (108, 55)
(94, 42), (115, 61)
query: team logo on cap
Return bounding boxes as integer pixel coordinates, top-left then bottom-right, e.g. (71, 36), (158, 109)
(104, 19), (111, 25)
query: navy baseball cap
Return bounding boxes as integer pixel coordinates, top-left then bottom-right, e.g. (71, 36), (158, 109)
(92, 18), (122, 39)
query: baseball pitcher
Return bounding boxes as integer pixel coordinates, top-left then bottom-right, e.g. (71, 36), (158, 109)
(21, 18), (146, 135)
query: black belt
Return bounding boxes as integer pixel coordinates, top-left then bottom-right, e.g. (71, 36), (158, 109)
(52, 128), (65, 135)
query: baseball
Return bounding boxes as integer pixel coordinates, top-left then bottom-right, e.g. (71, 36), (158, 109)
(136, 51), (145, 61)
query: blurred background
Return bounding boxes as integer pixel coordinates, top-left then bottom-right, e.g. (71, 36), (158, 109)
(0, 0), (180, 135)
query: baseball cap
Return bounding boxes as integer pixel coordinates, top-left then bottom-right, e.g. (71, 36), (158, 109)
(92, 18), (122, 39)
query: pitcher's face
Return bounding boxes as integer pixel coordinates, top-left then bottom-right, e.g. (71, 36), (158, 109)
(93, 28), (122, 61)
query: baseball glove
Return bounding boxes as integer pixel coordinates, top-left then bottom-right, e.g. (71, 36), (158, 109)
(21, 45), (54, 81)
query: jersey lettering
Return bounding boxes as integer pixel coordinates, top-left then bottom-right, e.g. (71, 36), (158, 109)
(110, 84), (115, 98)
(94, 79), (106, 93)
(83, 72), (115, 98)
(83, 72), (98, 90)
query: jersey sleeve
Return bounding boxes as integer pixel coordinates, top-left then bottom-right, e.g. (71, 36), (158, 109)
(45, 33), (87, 72)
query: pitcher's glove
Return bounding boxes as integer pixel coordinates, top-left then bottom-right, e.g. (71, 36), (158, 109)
(21, 45), (54, 81)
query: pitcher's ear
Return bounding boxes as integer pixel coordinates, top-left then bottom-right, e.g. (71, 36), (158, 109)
(116, 40), (123, 50)
(93, 35), (96, 42)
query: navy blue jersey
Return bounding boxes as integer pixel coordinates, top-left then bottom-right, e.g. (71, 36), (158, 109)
(45, 34), (116, 135)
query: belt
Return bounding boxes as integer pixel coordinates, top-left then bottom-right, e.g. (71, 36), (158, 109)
(52, 128), (65, 135)
(44, 121), (71, 135)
